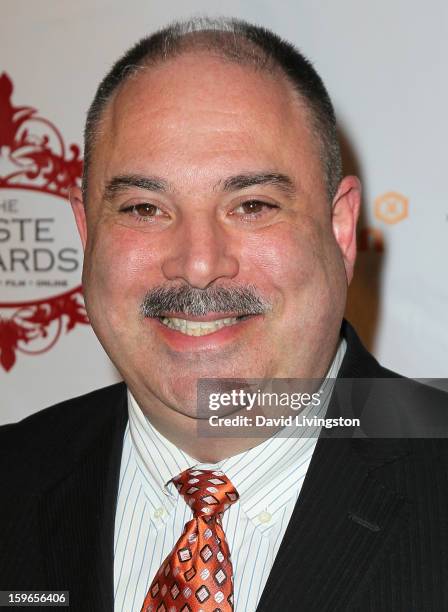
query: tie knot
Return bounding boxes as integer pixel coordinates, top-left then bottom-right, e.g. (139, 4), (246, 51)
(172, 468), (239, 518)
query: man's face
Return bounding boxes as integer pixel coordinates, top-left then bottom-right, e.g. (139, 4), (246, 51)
(71, 53), (359, 418)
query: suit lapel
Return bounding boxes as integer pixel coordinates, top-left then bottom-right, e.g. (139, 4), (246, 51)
(39, 388), (128, 612)
(256, 435), (408, 612)
(257, 322), (410, 611)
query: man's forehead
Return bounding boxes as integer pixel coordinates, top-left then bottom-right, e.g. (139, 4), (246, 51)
(104, 51), (308, 135)
(87, 52), (322, 201)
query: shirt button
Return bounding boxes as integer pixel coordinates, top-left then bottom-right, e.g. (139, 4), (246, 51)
(258, 511), (272, 524)
(154, 507), (165, 519)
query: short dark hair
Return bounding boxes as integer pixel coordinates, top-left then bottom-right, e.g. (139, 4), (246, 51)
(83, 17), (342, 201)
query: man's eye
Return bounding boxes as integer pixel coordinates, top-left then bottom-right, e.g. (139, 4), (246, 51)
(122, 203), (164, 218)
(233, 200), (278, 216)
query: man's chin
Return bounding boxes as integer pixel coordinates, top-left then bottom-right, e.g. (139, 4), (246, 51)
(169, 407), (210, 421)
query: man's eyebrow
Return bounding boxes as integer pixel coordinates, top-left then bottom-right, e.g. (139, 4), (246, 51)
(218, 172), (297, 196)
(103, 171), (297, 200)
(103, 174), (171, 200)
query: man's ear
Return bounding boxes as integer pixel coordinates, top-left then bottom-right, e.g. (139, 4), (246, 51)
(69, 186), (88, 250)
(331, 175), (361, 284)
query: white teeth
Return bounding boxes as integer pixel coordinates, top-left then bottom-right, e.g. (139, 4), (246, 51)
(160, 316), (240, 336)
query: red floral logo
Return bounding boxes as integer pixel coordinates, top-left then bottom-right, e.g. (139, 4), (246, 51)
(0, 72), (88, 371)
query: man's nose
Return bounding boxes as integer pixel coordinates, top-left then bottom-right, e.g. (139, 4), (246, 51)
(161, 215), (239, 288)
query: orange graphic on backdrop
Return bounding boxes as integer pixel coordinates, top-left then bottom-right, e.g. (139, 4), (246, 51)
(374, 191), (408, 224)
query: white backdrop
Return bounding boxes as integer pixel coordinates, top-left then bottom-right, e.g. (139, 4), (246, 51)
(1, 0), (447, 424)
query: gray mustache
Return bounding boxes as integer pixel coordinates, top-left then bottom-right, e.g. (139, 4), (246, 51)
(140, 285), (271, 317)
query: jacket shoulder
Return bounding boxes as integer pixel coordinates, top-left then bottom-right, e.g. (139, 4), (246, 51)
(0, 382), (127, 493)
(341, 320), (448, 438)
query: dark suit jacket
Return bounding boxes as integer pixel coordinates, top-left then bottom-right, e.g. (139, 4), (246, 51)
(1, 321), (448, 612)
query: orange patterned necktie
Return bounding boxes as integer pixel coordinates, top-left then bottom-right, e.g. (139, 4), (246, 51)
(141, 468), (239, 612)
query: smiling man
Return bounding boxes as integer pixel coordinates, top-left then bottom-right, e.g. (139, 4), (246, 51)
(71, 28), (359, 460)
(1, 17), (447, 612)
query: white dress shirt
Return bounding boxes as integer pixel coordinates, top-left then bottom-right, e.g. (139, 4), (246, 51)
(114, 339), (346, 611)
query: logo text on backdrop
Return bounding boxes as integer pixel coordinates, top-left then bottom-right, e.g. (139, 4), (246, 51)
(0, 72), (88, 371)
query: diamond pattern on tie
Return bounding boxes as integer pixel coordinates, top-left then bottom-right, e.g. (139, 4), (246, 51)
(141, 469), (239, 612)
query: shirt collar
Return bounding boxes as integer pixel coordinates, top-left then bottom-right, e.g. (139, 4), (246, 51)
(128, 391), (194, 498)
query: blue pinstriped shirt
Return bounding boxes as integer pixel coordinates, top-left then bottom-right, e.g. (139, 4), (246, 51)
(114, 340), (346, 611)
